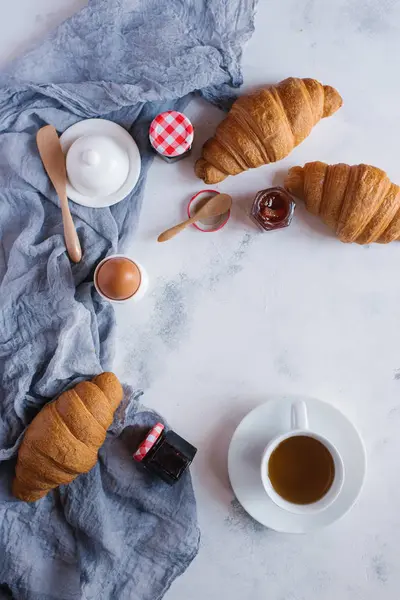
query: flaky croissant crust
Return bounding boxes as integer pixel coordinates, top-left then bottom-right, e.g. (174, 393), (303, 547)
(13, 372), (123, 502)
(285, 161), (400, 244)
(195, 77), (343, 184)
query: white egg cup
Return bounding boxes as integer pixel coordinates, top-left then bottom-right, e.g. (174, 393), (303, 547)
(94, 254), (148, 304)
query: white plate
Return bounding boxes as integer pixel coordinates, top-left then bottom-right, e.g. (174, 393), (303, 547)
(59, 119), (141, 208)
(228, 395), (366, 533)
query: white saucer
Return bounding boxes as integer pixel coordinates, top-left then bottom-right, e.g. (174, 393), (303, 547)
(59, 119), (141, 208)
(228, 395), (366, 533)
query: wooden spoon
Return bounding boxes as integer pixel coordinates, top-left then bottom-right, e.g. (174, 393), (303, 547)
(36, 125), (82, 263)
(158, 193), (232, 243)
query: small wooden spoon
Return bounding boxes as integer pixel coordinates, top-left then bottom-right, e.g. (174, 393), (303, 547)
(36, 125), (82, 263)
(158, 193), (232, 243)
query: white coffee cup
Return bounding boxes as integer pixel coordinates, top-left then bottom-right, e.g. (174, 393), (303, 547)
(260, 401), (345, 514)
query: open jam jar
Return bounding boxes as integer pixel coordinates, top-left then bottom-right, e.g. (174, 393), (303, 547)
(251, 187), (295, 232)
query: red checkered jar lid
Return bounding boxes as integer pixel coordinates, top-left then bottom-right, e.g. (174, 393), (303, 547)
(133, 422), (165, 462)
(149, 111), (194, 157)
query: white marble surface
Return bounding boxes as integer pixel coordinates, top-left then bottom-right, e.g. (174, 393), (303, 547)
(3, 1), (400, 598)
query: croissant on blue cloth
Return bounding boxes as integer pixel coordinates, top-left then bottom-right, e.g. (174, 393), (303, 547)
(0, 0), (256, 598)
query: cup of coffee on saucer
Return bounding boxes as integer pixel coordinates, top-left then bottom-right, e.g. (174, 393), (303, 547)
(260, 400), (345, 514)
(228, 395), (366, 532)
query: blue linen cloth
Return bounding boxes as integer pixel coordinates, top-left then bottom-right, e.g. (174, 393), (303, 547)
(0, 0), (256, 598)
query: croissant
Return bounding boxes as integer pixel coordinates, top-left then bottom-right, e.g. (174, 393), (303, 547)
(13, 372), (123, 502)
(195, 77), (343, 184)
(285, 161), (400, 244)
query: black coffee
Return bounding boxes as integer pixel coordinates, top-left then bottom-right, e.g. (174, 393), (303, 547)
(268, 435), (335, 505)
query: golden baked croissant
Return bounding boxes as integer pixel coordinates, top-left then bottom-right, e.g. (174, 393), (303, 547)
(285, 161), (400, 244)
(195, 77), (343, 184)
(13, 372), (123, 502)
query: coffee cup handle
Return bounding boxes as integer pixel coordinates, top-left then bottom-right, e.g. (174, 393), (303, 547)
(291, 400), (308, 430)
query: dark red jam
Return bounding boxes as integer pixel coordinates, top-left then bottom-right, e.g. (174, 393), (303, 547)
(251, 187), (295, 231)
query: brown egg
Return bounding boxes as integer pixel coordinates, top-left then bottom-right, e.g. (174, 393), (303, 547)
(96, 257), (141, 301)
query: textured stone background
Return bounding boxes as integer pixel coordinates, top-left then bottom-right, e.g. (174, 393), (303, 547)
(2, 1), (400, 599)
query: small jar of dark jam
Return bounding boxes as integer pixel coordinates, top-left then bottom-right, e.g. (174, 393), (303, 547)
(133, 423), (197, 485)
(251, 187), (295, 232)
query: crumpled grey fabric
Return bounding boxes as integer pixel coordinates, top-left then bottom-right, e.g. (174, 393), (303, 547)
(0, 0), (256, 598)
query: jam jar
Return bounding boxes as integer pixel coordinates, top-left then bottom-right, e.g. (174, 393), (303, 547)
(251, 187), (295, 231)
(133, 422), (197, 484)
(149, 111), (194, 163)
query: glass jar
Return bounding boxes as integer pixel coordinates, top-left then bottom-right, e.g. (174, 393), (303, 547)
(133, 422), (197, 485)
(251, 187), (295, 232)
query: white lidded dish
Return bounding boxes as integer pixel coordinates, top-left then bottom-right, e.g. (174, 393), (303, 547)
(66, 135), (130, 197)
(59, 119), (141, 208)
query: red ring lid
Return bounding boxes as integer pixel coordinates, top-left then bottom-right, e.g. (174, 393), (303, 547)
(149, 111), (194, 157)
(133, 422), (165, 462)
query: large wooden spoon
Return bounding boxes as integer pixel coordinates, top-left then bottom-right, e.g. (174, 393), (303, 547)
(158, 193), (232, 243)
(36, 125), (82, 263)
